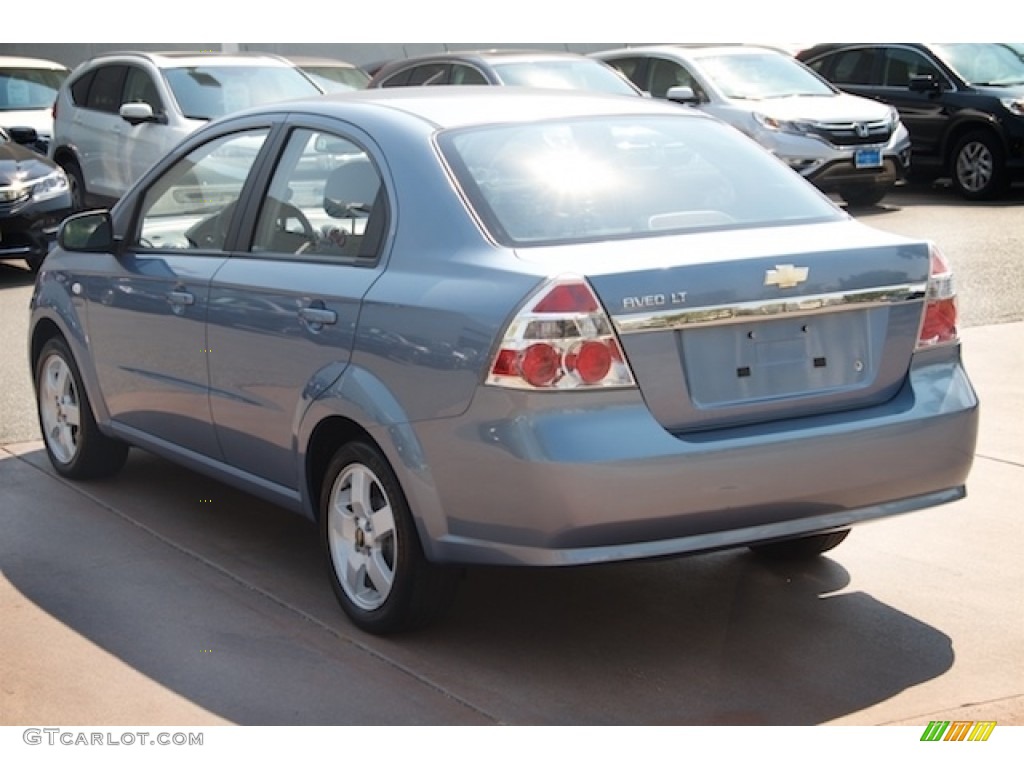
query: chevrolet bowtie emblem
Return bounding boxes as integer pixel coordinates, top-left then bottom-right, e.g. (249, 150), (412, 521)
(765, 264), (809, 289)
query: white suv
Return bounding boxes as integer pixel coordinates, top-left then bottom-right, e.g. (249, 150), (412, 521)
(49, 51), (322, 207)
(594, 45), (912, 207)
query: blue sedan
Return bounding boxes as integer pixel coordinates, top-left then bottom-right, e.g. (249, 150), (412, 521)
(29, 88), (978, 634)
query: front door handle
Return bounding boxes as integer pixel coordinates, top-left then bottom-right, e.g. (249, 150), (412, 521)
(298, 307), (337, 326)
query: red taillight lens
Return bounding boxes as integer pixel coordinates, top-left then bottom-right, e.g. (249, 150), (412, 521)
(916, 245), (958, 349)
(487, 276), (636, 391)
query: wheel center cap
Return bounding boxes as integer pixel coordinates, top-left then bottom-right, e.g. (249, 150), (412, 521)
(355, 528), (366, 548)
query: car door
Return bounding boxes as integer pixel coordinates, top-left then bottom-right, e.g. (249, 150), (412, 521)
(116, 65), (174, 192)
(76, 64), (128, 200)
(873, 46), (953, 163)
(83, 125), (273, 458)
(206, 119), (390, 490)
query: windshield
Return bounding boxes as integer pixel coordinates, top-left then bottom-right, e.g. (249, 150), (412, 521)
(931, 43), (1024, 86)
(301, 65), (370, 92)
(492, 60), (638, 95)
(0, 67), (67, 111)
(439, 114), (841, 247)
(163, 66), (321, 120)
(697, 52), (835, 99)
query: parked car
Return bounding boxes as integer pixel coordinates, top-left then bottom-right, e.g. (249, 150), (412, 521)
(284, 56), (370, 92)
(368, 49), (642, 96)
(0, 56), (69, 155)
(0, 126), (72, 271)
(49, 50), (322, 208)
(798, 43), (1024, 200)
(30, 88), (977, 634)
(594, 45), (911, 207)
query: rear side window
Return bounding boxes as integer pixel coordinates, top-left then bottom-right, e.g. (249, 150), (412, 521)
(820, 49), (879, 85)
(85, 65), (128, 113)
(440, 114), (841, 247)
(251, 128), (387, 260)
(69, 70), (96, 105)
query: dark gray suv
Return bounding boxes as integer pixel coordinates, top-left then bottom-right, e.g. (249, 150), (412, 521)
(799, 43), (1024, 200)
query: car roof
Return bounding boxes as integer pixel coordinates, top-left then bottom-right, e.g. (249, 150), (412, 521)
(246, 85), (703, 130)
(74, 50), (299, 69)
(0, 55), (69, 71)
(372, 49), (607, 78)
(282, 56), (363, 68)
(597, 44), (791, 59)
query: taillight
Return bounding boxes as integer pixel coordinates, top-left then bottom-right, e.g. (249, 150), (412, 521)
(916, 244), (958, 349)
(487, 276), (636, 390)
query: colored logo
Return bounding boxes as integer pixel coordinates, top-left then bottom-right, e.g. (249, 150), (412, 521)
(920, 721), (996, 742)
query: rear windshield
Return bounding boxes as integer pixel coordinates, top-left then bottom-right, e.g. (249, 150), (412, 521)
(491, 60), (638, 95)
(439, 114), (842, 247)
(164, 65), (320, 120)
(0, 67), (67, 111)
(301, 65), (370, 92)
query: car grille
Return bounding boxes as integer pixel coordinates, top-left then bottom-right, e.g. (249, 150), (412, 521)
(807, 119), (893, 147)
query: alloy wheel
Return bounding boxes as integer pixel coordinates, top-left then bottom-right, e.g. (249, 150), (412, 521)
(39, 354), (81, 465)
(326, 462), (398, 611)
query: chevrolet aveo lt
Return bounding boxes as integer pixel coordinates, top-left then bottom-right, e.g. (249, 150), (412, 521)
(29, 88), (978, 634)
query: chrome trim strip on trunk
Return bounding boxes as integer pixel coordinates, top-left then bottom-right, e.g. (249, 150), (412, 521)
(613, 283), (928, 335)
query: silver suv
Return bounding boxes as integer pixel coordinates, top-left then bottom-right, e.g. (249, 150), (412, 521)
(49, 51), (321, 207)
(594, 45), (912, 207)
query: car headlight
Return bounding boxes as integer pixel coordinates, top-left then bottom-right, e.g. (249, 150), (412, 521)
(0, 183), (30, 204)
(30, 169), (70, 202)
(887, 105), (901, 128)
(753, 112), (814, 135)
(1000, 97), (1024, 117)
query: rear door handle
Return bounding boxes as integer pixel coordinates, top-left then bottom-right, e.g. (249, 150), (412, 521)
(298, 307), (337, 325)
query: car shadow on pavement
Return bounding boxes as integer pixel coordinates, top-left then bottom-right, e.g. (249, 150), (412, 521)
(2, 446), (953, 725)
(0, 262), (35, 288)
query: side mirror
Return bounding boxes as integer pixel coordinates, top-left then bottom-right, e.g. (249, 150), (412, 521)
(8, 125), (40, 145)
(665, 85), (699, 104)
(59, 211), (114, 252)
(120, 102), (162, 125)
(908, 74), (941, 94)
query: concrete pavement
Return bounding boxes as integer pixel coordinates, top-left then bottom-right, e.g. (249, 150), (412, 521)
(1, 322), (1021, 725)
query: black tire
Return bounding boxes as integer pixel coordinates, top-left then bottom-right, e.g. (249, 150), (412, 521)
(35, 337), (129, 479)
(840, 185), (890, 208)
(951, 130), (1008, 201)
(749, 529), (850, 560)
(320, 442), (459, 634)
(60, 158), (86, 211)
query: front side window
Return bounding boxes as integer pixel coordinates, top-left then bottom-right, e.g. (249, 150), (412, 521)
(251, 128), (386, 260)
(883, 49), (942, 87)
(647, 58), (698, 98)
(440, 115), (842, 247)
(123, 67), (164, 114)
(135, 129), (269, 251)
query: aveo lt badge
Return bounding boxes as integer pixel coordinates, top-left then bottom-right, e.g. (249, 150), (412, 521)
(765, 264), (810, 289)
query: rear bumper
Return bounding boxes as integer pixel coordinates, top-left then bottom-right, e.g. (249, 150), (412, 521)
(403, 348), (978, 566)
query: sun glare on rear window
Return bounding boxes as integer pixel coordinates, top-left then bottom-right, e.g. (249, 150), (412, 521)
(438, 115), (841, 247)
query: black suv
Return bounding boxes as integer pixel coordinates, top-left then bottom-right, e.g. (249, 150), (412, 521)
(799, 43), (1024, 200)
